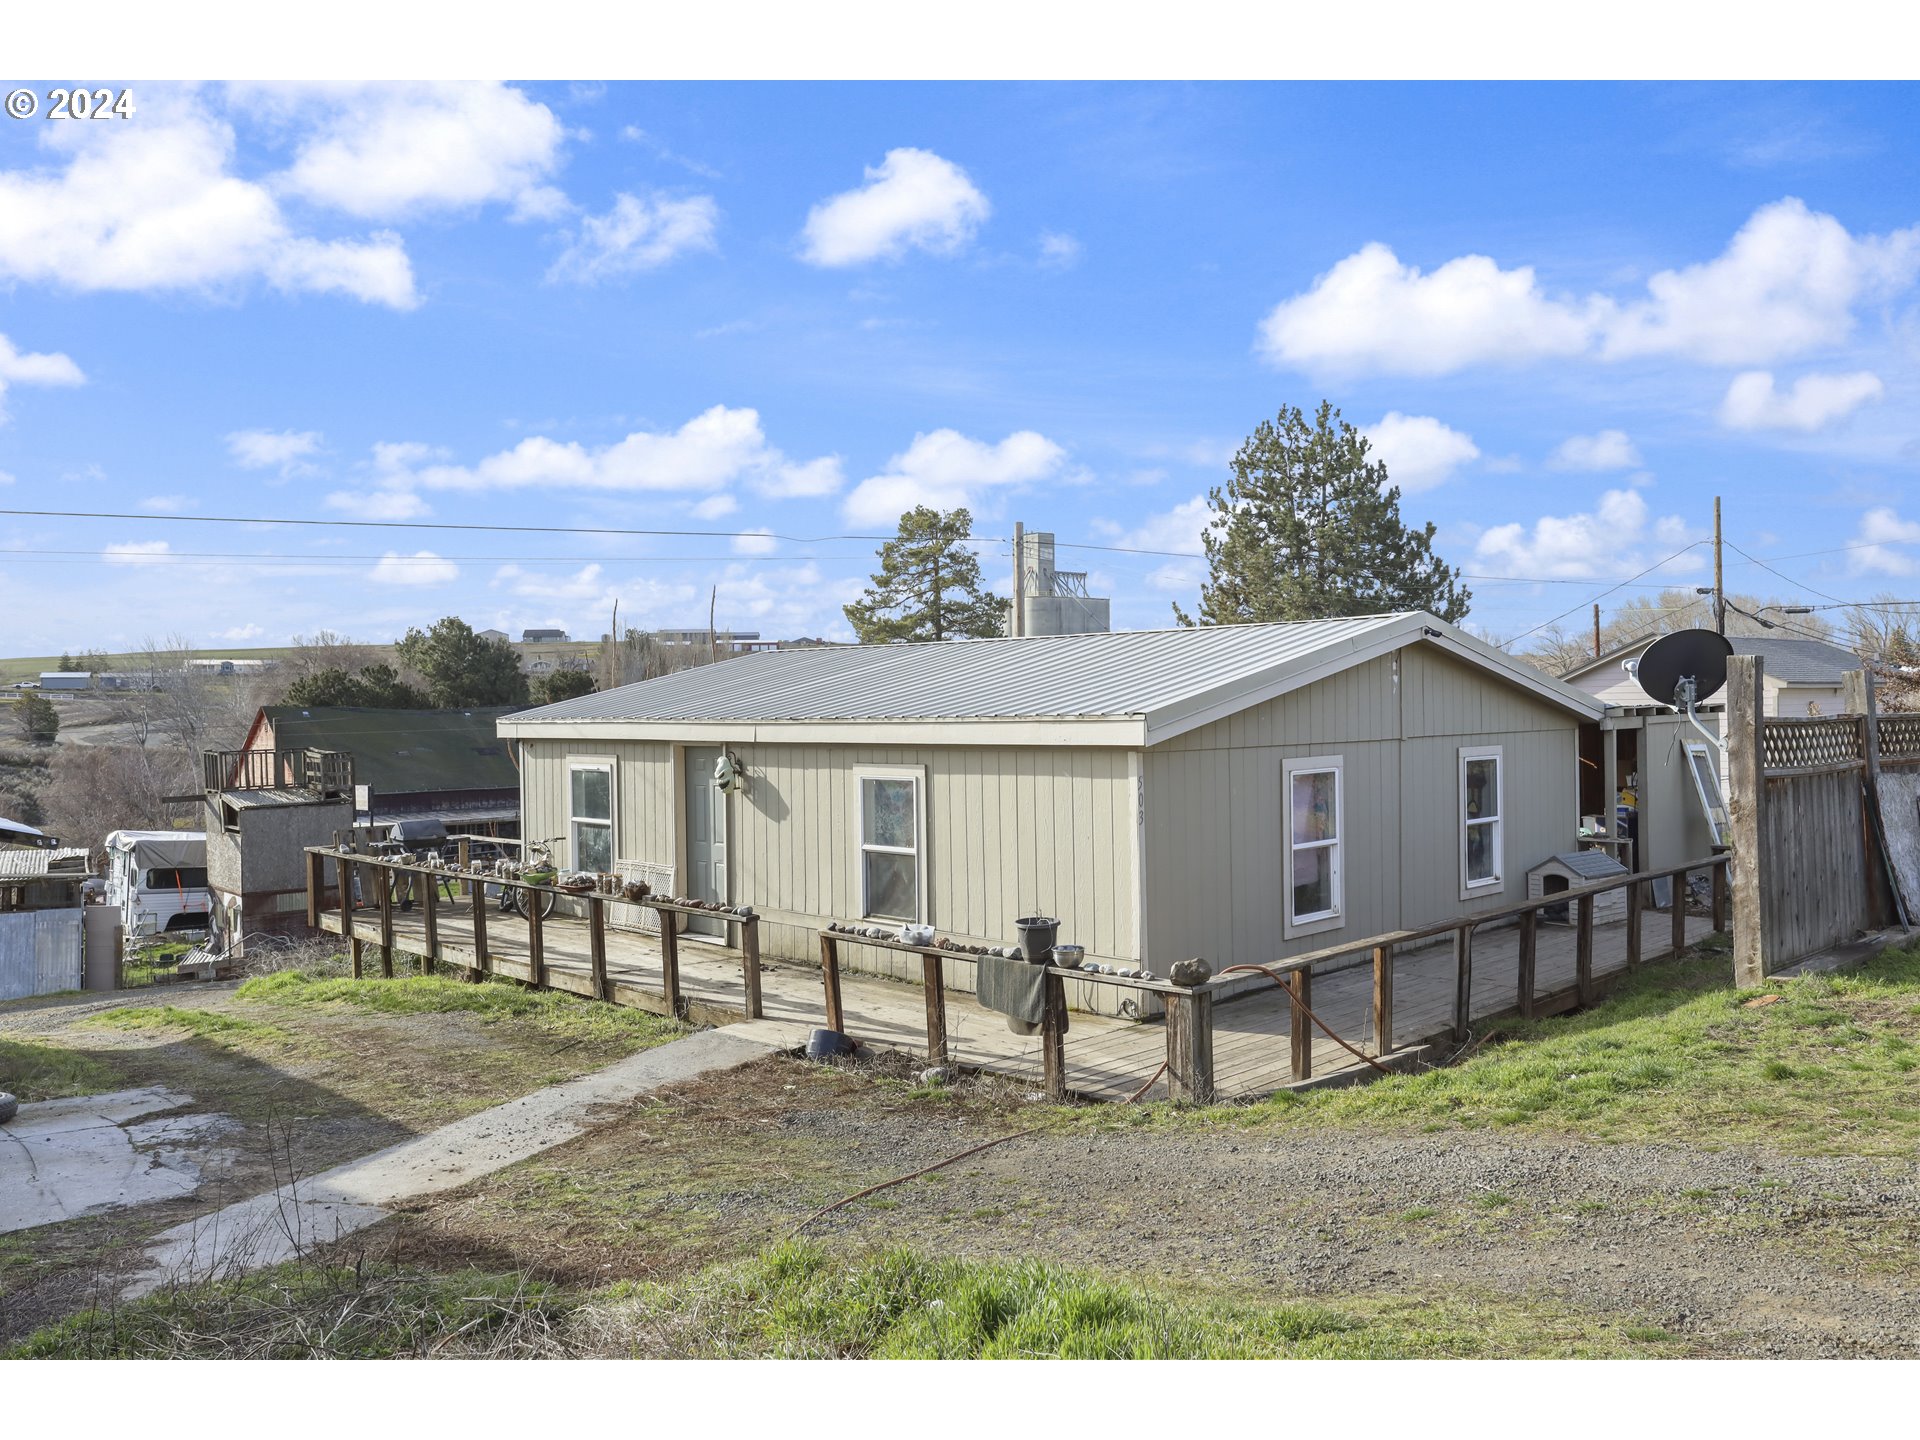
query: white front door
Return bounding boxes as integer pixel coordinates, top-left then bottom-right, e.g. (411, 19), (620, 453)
(683, 746), (727, 937)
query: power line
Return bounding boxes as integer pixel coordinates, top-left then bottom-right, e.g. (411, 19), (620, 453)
(1504, 541), (1707, 646)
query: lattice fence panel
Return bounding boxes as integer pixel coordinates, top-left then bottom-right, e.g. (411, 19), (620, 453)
(1877, 712), (1920, 761)
(1761, 716), (1863, 772)
(609, 859), (675, 933)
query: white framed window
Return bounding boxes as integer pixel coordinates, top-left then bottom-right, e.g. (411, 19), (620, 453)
(1283, 755), (1343, 937)
(1460, 745), (1504, 896)
(854, 764), (926, 922)
(568, 758), (615, 873)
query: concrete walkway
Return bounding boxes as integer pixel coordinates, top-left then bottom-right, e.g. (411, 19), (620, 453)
(118, 1025), (793, 1299)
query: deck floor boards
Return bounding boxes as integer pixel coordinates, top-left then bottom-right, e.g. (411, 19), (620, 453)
(318, 892), (1712, 1102)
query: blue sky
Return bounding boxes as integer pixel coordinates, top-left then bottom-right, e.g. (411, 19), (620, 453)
(1, 80), (1917, 655)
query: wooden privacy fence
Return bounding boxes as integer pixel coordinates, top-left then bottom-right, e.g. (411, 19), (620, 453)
(304, 847), (763, 1023)
(1727, 657), (1909, 984)
(819, 850), (1726, 1103)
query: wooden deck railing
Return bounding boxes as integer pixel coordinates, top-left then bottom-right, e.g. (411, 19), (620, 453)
(303, 846), (762, 1023)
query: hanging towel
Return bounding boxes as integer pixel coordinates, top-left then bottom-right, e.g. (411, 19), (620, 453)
(976, 953), (1049, 1026)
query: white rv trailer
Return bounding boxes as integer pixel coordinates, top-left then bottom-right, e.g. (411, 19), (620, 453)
(105, 830), (211, 937)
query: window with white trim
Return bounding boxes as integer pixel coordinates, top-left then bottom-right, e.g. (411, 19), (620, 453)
(568, 760), (614, 873)
(1460, 746), (1503, 893)
(855, 765), (924, 922)
(1284, 756), (1343, 934)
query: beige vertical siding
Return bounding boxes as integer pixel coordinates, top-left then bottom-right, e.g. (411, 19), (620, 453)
(1142, 645), (1581, 969)
(516, 737), (1139, 985)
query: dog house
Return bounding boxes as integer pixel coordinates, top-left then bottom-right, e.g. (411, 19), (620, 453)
(1527, 850), (1629, 926)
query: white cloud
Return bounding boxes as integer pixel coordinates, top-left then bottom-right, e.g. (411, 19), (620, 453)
(265, 82), (568, 221)
(1038, 231), (1082, 269)
(226, 428), (323, 476)
(369, 550), (458, 586)
(1602, 198), (1920, 364)
(141, 495), (193, 511)
(800, 148), (990, 267)
(1547, 429), (1642, 471)
(759, 455), (845, 499)
(492, 563), (605, 601)
(1719, 370), (1886, 431)
(546, 192), (719, 283)
(0, 470), (13, 486)
(324, 488), (432, 520)
(1475, 489), (1699, 580)
(732, 528), (778, 556)
(1259, 243), (1597, 376)
(103, 540), (172, 566)
(0, 333), (85, 422)
(692, 494), (739, 520)
(0, 91), (415, 308)
(1364, 413), (1480, 492)
(842, 428), (1066, 527)
(221, 623), (264, 641)
(1845, 507), (1920, 576)
(1258, 197), (1920, 376)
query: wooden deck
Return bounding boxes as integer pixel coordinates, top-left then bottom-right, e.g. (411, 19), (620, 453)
(314, 888), (1714, 1103)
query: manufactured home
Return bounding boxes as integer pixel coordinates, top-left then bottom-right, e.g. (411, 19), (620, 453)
(1561, 633), (1862, 717)
(498, 613), (1660, 1009)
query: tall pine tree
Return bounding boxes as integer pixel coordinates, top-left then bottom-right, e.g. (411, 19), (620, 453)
(1174, 401), (1470, 626)
(844, 507), (1005, 643)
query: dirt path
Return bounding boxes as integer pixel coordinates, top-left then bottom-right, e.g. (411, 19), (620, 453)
(400, 1056), (1920, 1359)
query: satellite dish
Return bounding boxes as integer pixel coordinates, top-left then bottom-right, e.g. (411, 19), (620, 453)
(1637, 628), (1732, 708)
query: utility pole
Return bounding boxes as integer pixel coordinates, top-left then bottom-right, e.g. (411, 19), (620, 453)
(1713, 495), (1725, 636)
(1593, 602), (1601, 659)
(708, 585), (717, 666)
(1011, 520), (1025, 637)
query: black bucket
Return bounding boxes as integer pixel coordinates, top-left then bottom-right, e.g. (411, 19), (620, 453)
(806, 1028), (852, 1060)
(1015, 915), (1059, 964)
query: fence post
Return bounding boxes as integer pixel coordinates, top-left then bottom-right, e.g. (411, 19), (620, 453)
(1727, 654), (1769, 986)
(1165, 989), (1215, 1104)
(305, 849), (323, 930)
(1711, 860), (1728, 934)
(922, 952), (949, 1067)
(1576, 893), (1594, 1005)
(377, 866), (395, 977)
(1517, 908), (1537, 1019)
(421, 871), (438, 973)
(1671, 867), (1689, 959)
(1452, 924), (1473, 1042)
(340, 857), (359, 979)
(589, 895), (610, 1001)
(741, 917), (763, 1019)
(1040, 970), (1068, 1101)
(657, 907), (682, 1018)
(1287, 968), (1312, 1082)
(819, 932), (844, 1034)
(1372, 943), (1393, 1054)
(458, 838), (471, 901)
(1627, 879), (1644, 969)
(471, 879), (490, 979)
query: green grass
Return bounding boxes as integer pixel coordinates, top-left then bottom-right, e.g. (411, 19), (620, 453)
(5, 1243), (1687, 1360)
(237, 969), (685, 1048)
(1212, 941), (1920, 1156)
(0, 1037), (124, 1102)
(84, 1005), (291, 1044)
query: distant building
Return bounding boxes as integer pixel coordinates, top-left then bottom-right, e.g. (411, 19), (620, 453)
(1559, 634), (1863, 717)
(651, 628), (777, 655)
(1008, 532), (1111, 637)
(478, 628), (510, 642)
(521, 628), (570, 643)
(38, 671), (92, 691)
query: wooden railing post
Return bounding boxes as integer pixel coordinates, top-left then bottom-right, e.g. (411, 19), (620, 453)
(421, 871), (438, 974)
(1372, 943), (1393, 1055)
(1517, 907), (1537, 1020)
(819, 932), (844, 1033)
(342, 858), (361, 979)
(922, 952), (949, 1067)
(589, 895), (610, 1001)
(1627, 879), (1644, 969)
(527, 885), (545, 989)
(305, 849), (323, 930)
(1671, 867), (1689, 958)
(471, 879), (490, 979)
(658, 908), (683, 1018)
(1711, 858), (1729, 934)
(458, 838), (472, 902)
(1040, 969), (1068, 1101)
(741, 917), (763, 1019)
(1452, 924), (1474, 1042)
(1165, 989), (1214, 1104)
(1575, 893), (1594, 1005)
(1287, 968), (1312, 1082)
(377, 864), (395, 978)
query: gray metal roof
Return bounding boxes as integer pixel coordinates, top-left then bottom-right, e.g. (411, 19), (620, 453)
(1533, 850), (1630, 879)
(1726, 636), (1862, 686)
(504, 612), (1598, 736)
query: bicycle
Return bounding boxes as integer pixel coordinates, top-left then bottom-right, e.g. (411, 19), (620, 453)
(502, 836), (563, 920)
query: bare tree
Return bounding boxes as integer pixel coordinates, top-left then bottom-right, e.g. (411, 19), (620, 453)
(39, 744), (192, 856)
(284, 629), (381, 686)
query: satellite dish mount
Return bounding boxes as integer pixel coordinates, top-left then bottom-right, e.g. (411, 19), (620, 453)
(1637, 629), (1734, 761)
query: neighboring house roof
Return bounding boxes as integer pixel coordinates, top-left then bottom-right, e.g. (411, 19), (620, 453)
(500, 611), (1603, 747)
(1562, 633), (1862, 691)
(0, 846), (90, 881)
(256, 706), (523, 796)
